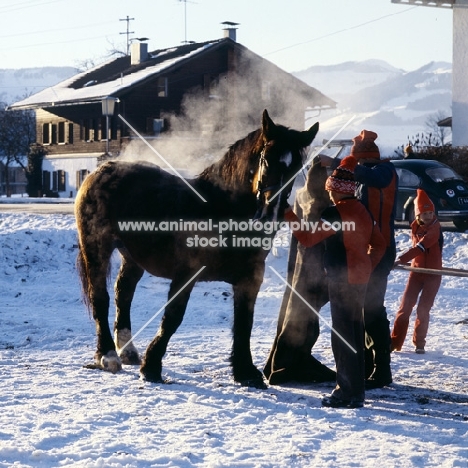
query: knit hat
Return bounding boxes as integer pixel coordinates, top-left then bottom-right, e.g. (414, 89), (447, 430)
(404, 144), (413, 155)
(350, 130), (380, 160)
(414, 189), (435, 216)
(325, 156), (358, 194)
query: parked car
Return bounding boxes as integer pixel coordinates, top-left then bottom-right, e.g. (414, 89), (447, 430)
(390, 159), (468, 231)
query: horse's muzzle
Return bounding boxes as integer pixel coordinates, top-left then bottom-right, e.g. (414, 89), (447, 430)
(253, 190), (288, 223)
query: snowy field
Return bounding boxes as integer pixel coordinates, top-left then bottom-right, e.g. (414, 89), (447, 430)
(0, 211), (467, 467)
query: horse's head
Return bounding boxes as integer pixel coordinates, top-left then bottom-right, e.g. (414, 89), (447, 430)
(252, 110), (319, 222)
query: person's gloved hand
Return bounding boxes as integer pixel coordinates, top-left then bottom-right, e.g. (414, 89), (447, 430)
(393, 259), (406, 269)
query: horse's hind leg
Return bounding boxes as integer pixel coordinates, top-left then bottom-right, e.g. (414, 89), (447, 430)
(79, 241), (121, 373)
(114, 251), (144, 365)
(140, 275), (195, 383)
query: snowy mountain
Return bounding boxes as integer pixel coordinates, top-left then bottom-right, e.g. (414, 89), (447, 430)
(0, 67), (78, 104)
(1, 60), (452, 156)
(295, 60), (452, 155)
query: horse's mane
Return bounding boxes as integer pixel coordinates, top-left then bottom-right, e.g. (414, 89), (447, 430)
(197, 128), (263, 191)
(197, 122), (310, 195)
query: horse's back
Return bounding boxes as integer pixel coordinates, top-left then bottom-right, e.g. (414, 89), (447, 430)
(75, 160), (193, 219)
(74, 160), (209, 278)
(77, 160), (173, 200)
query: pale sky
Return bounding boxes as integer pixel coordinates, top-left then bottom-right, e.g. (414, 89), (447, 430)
(0, 0), (453, 72)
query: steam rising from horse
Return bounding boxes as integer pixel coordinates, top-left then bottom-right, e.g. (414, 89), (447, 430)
(75, 110), (318, 389)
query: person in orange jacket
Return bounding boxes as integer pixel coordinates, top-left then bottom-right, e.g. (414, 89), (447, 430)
(391, 189), (443, 354)
(284, 156), (386, 408)
(321, 130), (398, 389)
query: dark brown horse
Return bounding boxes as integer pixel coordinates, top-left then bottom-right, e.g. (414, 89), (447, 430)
(75, 110), (319, 389)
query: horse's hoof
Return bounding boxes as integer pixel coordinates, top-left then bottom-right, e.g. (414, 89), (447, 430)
(115, 329), (141, 365)
(268, 368), (292, 386)
(239, 378), (267, 390)
(119, 349), (141, 366)
(99, 351), (122, 374)
(234, 366), (267, 389)
(139, 370), (164, 383)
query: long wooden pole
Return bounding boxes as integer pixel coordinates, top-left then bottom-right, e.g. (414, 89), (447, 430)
(394, 264), (468, 277)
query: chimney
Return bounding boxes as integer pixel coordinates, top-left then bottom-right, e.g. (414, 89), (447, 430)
(221, 21), (239, 42)
(130, 42), (148, 65)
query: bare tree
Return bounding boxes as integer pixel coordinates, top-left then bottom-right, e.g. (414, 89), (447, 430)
(75, 39), (126, 71)
(0, 100), (36, 196)
(425, 110), (451, 146)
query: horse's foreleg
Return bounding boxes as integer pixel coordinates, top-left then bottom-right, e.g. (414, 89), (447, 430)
(231, 280), (266, 389)
(114, 253), (144, 365)
(140, 276), (195, 383)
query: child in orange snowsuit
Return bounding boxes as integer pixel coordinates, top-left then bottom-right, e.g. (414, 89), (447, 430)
(391, 189), (443, 354)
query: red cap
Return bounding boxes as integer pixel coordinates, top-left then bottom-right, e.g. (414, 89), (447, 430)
(414, 189), (435, 216)
(350, 130), (380, 160)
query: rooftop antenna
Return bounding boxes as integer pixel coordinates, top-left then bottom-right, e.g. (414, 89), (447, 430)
(119, 16), (135, 55)
(178, 0), (196, 44)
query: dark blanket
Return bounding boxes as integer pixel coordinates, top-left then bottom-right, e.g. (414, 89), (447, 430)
(263, 159), (336, 384)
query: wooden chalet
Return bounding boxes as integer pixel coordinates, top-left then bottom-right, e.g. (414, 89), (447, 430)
(9, 29), (336, 198)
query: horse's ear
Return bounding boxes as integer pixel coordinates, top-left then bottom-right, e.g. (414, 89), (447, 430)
(300, 121), (319, 147)
(262, 109), (277, 139)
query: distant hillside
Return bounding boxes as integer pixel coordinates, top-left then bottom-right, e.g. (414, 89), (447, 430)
(294, 59), (452, 155)
(0, 67), (78, 104)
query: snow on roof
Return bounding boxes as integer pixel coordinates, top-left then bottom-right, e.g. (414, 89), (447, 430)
(9, 41), (219, 110)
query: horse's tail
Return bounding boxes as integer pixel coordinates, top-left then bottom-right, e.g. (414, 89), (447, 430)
(75, 228), (113, 314)
(74, 164), (115, 313)
(75, 180), (96, 311)
(76, 245), (91, 310)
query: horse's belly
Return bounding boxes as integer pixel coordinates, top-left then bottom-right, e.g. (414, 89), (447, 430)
(118, 233), (266, 284)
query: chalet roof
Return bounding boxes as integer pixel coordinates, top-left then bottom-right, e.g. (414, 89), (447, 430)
(8, 40), (223, 110)
(8, 38), (335, 111)
(438, 116), (452, 127)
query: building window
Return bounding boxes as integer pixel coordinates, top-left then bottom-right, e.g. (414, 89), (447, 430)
(157, 77), (168, 97)
(206, 73), (227, 99)
(42, 123), (50, 145)
(58, 122), (66, 144)
(68, 123), (74, 144)
(42, 122), (57, 144)
(42, 170), (51, 193)
(82, 119), (99, 142)
(147, 118), (165, 135)
(58, 170), (66, 192)
(52, 171), (58, 191)
(52, 170), (66, 192)
(76, 169), (89, 190)
(42, 121), (73, 145)
(51, 124), (58, 144)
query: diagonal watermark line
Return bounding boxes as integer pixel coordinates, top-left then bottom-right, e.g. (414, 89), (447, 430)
(118, 114), (207, 203)
(119, 266), (206, 353)
(268, 115), (356, 204)
(268, 266), (357, 353)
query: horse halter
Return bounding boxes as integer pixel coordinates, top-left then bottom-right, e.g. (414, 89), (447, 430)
(255, 144), (284, 204)
(253, 143), (293, 222)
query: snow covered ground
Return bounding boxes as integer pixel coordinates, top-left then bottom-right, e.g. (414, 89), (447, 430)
(1, 211), (467, 467)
